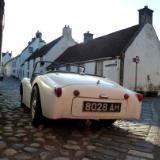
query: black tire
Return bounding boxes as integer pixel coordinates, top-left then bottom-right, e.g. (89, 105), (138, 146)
(101, 119), (116, 126)
(30, 85), (43, 127)
(20, 84), (26, 108)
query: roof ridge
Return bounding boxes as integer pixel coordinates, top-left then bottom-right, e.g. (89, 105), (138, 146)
(55, 25), (141, 64)
(25, 36), (62, 62)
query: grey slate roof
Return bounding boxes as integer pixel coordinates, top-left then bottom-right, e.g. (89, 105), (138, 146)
(26, 36), (62, 61)
(55, 25), (141, 64)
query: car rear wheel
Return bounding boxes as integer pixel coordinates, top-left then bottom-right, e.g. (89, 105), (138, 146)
(31, 85), (43, 127)
(101, 119), (116, 125)
(20, 84), (26, 108)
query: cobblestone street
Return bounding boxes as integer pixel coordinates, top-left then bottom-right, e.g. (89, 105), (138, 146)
(0, 77), (160, 160)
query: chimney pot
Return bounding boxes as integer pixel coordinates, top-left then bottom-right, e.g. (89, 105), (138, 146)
(138, 6), (153, 25)
(63, 25), (72, 39)
(84, 31), (93, 43)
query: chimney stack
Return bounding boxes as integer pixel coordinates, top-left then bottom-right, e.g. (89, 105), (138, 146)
(138, 6), (153, 26)
(63, 25), (72, 39)
(84, 31), (93, 43)
(36, 31), (42, 39)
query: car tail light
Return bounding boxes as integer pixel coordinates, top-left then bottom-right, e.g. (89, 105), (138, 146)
(55, 87), (62, 97)
(124, 93), (129, 100)
(136, 93), (144, 102)
(73, 90), (80, 97)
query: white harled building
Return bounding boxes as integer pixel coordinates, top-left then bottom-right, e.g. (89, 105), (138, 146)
(4, 31), (46, 78)
(55, 6), (160, 93)
(23, 25), (77, 79)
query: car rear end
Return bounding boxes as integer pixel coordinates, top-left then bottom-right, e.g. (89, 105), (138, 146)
(68, 84), (142, 120)
(41, 73), (142, 120)
(48, 82), (142, 120)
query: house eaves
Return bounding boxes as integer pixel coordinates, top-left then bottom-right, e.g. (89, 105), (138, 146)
(55, 25), (141, 64)
(25, 36), (62, 62)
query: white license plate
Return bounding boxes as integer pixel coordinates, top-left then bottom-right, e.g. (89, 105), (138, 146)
(83, 101), (121, 112)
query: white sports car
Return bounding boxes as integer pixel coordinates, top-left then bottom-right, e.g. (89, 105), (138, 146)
(20, 61), (143, 126)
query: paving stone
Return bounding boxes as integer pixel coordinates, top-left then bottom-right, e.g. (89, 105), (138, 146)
(15, 133), (27, 137)
(23, 137), (29, 142)
(34, 137), (45, 143)
(16, 129), (26, 133)
(95, 147), (120, 158)
(46, 135), (56, 140)
(12, 143), (25, 149)
(63, 144), (80, 150)
(52, 157), (70, 160)
(128, 150), (154, 159)
(44, 145), (55, 151)
(3, 126), (12, 130)
(24, 147), (38, 153)
(33, 132), (44, 137)
(3, 132), (13, 136)
(6, 137), (19, 142)
(30, 143), (41, 148)
(3, 148), (18, 156)
(60, 149), (70, 156)
(39, 152), (51, 160)
(0, 141), (7, 150)
(125, 155), (146, 160)
(75, 150), (85, 157)
(67, 140), (77, 145)
(86, 145), (96, 150)
(14, 153), (32, 160)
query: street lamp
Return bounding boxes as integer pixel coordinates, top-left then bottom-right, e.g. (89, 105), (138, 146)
(133, 56), (140, 91)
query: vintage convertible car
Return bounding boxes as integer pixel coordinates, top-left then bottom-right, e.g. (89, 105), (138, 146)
(20, 61), (143, 126)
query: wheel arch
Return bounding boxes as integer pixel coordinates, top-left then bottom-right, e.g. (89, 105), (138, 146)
(31, 77), (57, 118)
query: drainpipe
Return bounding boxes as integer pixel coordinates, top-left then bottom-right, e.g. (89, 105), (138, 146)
(119, 53), (125, 86)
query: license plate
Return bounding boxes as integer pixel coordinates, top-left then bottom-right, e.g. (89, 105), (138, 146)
(83, 101), (121, 112)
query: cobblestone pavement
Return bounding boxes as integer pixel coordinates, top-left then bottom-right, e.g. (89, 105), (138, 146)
(0, 77), (160, 160)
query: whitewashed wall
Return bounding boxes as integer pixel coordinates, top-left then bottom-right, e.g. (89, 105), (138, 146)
(20, 38), (45, 66)
(84, 62), (95, 74)
(44, 38), (76, 62)
(4, 61), (12, 77)
(17, 33), (45, 79)
(103, 59), (120, 83)
(123, 23), (160, 91)
(2, 53), (12, 66)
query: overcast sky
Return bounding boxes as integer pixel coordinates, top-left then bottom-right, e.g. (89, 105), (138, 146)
(2, 0), (160, 57)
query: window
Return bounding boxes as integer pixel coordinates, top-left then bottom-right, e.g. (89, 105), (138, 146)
(95, 61), (103, 76)
(66, 64), (71, 72)
(28, 47), (33, 53)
